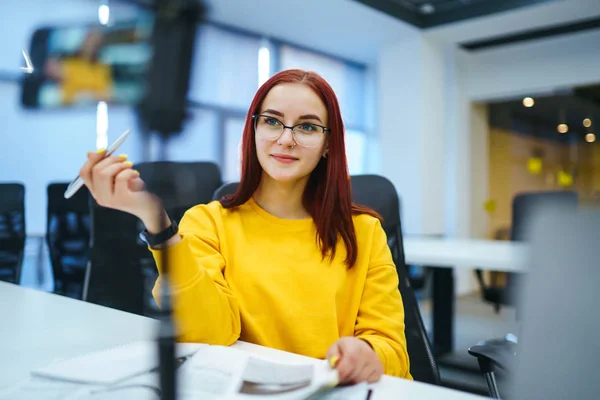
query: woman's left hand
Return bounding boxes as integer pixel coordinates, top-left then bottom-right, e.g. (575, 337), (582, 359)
(326, 337), (384, 384)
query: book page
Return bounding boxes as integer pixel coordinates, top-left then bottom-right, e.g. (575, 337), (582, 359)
(237, 357), (315, 395)
(177, 345), (339, 400)
(178, 345), (249, 399)
(234, 355), (339, 399)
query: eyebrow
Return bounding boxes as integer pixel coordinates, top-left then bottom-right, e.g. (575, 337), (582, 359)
(262, 109), (323, 124)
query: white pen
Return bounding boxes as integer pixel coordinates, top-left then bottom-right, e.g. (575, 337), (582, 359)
(64, 129), (132, 199)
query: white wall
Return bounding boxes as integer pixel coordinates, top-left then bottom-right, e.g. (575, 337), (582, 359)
(464, 30), (600, 101)
(378, 34), (447, 236)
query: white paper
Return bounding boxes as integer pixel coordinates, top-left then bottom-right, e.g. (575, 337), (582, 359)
(32, 341), (206, 385)
(13, 343), (346, 400)
(178, 345), (248, 398)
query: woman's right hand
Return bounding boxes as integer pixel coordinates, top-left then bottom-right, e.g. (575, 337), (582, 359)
(79, 150), (166, 232)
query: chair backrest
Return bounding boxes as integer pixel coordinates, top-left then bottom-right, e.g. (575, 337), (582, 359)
(0, 183), (26, 283)
(46, 183), (91, 284)
(504, 191), (579, 304)
(212, 175), (440, 384)
(512, 191), (579, 242)
(350, 175), (439, 384)
(510, 209), (600, 399)
(212, 182), (240, 201)
(84, 162), (222, 316)
(138, 161), (222, 222)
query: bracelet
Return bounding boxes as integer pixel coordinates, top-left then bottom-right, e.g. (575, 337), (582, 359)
(139, 219), (179, 247)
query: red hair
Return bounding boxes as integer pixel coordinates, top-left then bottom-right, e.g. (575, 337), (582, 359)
(220, 69), (379, 268)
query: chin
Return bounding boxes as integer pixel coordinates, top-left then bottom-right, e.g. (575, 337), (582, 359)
(265, 170), (303, 183)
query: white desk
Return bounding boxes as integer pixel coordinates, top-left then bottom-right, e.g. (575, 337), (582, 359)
(0, 282), (484, 399)
(403, 237), (528, 272)
(402, 237), (527, 356)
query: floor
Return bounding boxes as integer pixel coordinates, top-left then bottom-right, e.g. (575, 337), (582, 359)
(421, 293), (518, 396)
(18, 237), (518, 396)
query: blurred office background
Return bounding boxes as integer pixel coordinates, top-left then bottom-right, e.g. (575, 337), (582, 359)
(1, 0), (599, 397)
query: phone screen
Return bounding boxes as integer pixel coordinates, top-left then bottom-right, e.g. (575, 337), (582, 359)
(21, 16), (154, 109)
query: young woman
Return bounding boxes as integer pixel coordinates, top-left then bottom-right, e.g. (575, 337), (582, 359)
(79, 69), (412, 383)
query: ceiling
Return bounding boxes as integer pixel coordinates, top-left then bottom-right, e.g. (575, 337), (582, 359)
(356, 0), (600, 50)
(489, 84), (600, 144)
(354, 0), (557, 28)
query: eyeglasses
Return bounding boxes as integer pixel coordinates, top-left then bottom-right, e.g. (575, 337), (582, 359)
(252, 114), (329, 148)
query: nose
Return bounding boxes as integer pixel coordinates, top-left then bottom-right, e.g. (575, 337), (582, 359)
(277, 126), (296, 148)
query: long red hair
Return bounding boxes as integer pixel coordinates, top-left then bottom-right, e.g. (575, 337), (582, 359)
(220, 69), (379, 268)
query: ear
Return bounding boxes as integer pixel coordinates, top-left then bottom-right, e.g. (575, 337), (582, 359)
(322, 148), (329, 159)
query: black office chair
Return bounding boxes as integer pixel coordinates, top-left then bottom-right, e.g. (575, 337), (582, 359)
(84, 162), (222, 316)
(469, 190), (579, 398)
(213, 175), (440, 384)
(212, 181), (239, 201)
(46, 183), (91, 298)
(0, 183), (26, 284)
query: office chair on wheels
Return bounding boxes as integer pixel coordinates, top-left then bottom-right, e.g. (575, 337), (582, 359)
(469, 190), (578, 399)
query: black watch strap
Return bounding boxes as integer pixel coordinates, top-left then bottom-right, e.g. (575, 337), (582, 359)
(140, 219), (179, 247)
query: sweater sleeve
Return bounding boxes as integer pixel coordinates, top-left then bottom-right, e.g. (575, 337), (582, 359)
(354, 219), (413, 379)
(151, 204), (240, 346)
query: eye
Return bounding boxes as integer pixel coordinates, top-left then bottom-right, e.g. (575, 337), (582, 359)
(263, 117), (280, 126)
(298, 123), (317, 132)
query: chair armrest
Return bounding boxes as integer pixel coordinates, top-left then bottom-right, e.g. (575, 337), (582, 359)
(468, 338), (517, 373)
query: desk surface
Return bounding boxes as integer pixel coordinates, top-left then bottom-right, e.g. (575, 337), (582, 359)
(403, 237), (528, 272)
(0, 282), (484, 399)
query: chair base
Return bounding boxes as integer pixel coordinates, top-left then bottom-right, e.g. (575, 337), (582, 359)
(483, 371), (501, 399)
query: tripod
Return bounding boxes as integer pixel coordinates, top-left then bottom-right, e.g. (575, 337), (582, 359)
(137, 1), (205, 399)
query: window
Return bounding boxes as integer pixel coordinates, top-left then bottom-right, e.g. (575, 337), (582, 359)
(188, 25), (261, 110)
(223, 117), (246, 182)
(163, 109), (219, 163)
(346, 130), (367, 175)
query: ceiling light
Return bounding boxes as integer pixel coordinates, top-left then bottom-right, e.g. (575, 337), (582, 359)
(557, 124), (568, 134)
(98, 4), (110, 25)
(522, 97), (535, 108)
(420, 4), (435, 14)
(586, 133), (596, 143)
(583, 118), (592, 128)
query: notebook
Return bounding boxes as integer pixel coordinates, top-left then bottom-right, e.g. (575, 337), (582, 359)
(32, 340), (206, 385)
(10, 341), (369, 400)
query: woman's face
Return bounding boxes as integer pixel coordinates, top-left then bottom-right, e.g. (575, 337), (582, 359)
(255, 83), (329, 184)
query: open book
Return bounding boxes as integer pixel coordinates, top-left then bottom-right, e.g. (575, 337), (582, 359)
(0, 341), (370, 400)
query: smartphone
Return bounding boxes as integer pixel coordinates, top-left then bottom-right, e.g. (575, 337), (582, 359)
(64, 129), (132, 199)
(20, 18), (154, 109)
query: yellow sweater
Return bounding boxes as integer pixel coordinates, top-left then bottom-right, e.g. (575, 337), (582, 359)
(151, 198), (412, 379)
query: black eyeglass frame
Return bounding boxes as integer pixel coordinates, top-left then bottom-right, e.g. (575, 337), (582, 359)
(252, 114), (330, 147)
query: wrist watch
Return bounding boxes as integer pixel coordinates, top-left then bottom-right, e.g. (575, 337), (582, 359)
(139, 219), (179, 247)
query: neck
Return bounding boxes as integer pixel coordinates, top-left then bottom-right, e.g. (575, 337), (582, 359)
(253, 175), (311, 220)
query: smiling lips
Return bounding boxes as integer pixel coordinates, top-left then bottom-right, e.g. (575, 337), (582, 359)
(271, 154), (298, 164)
